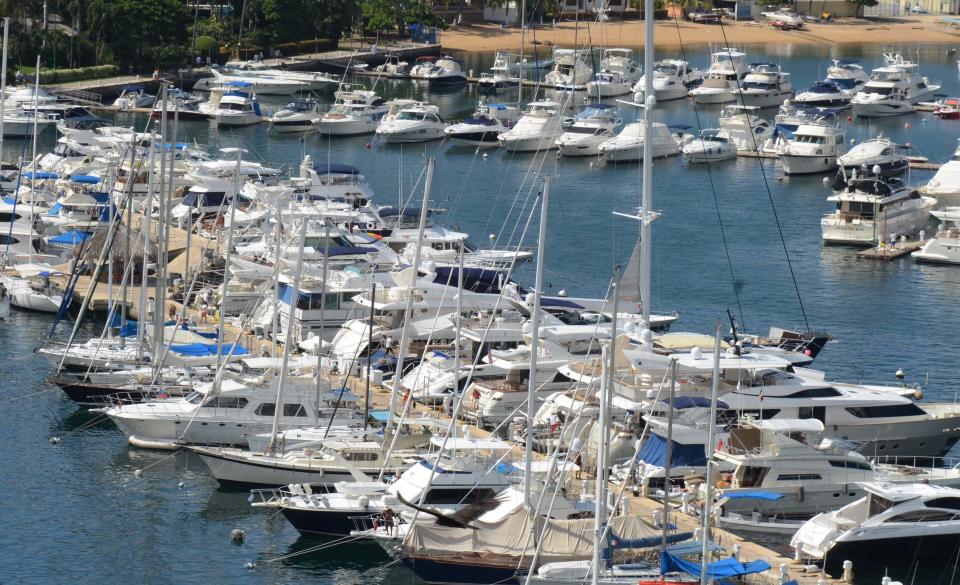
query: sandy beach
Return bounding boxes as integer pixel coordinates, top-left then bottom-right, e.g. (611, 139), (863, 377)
(440, 15), (960, 52)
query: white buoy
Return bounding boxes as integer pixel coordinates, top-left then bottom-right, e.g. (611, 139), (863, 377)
(245, 562), (256, 570)
(842, 560), (854, 583)
(178, 480), (186, 489)
(231, 528), (246, 544)
(49, 436), (60, 444)
(896, 368), (905, 379)
(482, 152), (488, 159)
(557, 289), (567, 297)
(872, 164), (882, 176)
(134, 469), (143, 478)
(822, 176), (830, 185)
(488, 233), (496, 242)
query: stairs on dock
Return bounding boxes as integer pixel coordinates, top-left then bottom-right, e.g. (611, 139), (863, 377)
(51, 88), (103, 106)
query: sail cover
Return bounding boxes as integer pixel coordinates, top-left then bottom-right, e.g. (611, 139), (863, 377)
(660, 551), (771, 578)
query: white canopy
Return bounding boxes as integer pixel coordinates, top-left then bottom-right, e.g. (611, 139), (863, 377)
(755, 418), (825, 434)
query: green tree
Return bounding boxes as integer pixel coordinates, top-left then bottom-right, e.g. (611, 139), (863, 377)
(359, 0), (446, 38)
(85, 0), (191, 69)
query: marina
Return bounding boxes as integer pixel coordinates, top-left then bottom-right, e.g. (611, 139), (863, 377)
(5, 6), (960, 585)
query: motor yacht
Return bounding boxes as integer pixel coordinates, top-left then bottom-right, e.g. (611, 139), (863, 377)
(733, 63), (793, 109)
(497, 100), (565, 152)
(112, 85), (156, 109)
(585, 48), (640, 98)
(375, 103), (446, 143)
(316, 86), (388, 135)
(792, 82), (853, 109)
(373, 53), (409, 78)
(419, 56), (467, 85)
(821, 177), (935, 245)
(544, 49), (593, 88)
(268, 98), (322, 133)
(681, 128), (738, 162)
(476, 51), (520, 93)
(791, 483), (960, 577)
(717, 105), (774, 152)
(408, 56), (438, 78)
(199, 82), (262, 127)
(690, 47), (748, 104)
(555, 104), (621, 157)
(838, 135), (907, 177)
(851, 54), (939, 117)
(776, 120), (845, 175)
(634, 59), (703, 102)
(825, 59), (869, 94)
(193, 68), (308, 95)
(444, 102), (520, 147)
(912, 207), (960, 264)
(597, 122), (687, 163)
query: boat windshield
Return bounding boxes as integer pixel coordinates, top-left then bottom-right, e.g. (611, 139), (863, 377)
(464, 116), (497, 126)
(868, 493), (897, 517)
(864, 86), (895, 96)
(655, 64), (679, 75)
(185, 392), (204, 404)
(567, 126), (606, 135)
(397, 111), (429, 121)
(828, 77), (858, 90)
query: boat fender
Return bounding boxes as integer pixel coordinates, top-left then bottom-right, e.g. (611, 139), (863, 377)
(796, 485), (804, 502)
(358, 495), (369, 509)
(231, 528), (246, 544)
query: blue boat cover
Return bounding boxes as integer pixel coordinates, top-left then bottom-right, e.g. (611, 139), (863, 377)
(607, 529), (693, 550)
(22, 171), (59, 180)
(168, 342), (249, 356)
(48, 230), (91, 245)
(379, 206), (424, 218)
(313, 163), (361, 176)
(119, 321), (139, 337)
(2, 197), (15, 205)
(541, 297), (585, 310)
(660, 552), (771, 578)
(323, 246), (377, 257)
(666, 396), (730, 410)
(47, 202), (63, 216)
(369, 410), (390, 422)
(69, 175), (102, 184)
(225, 80), (253, 87)
(722, 491), (784, 501)
(636, 432), (706, 467)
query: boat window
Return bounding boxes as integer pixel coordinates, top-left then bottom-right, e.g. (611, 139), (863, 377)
(865, 86), (894, 96)
(868, 494), (897, 516)
(886, 510), (957, 522)
(422, 487), (498, 505)
(846, 404), (925, 418)
(203, 396), (249, 408)
(798, 406), (825, 423)
(738, 466), (769, 488)
(254, 403), (307, 416)
(784, 387), (842, 398)
(717, 409), (780, 424)
(185, 392), (204, 404)
(341, 451), (379, 461)
(925, 497), (960, 510)
(777, 473), (822, 481)
(828, 459), (872, 471)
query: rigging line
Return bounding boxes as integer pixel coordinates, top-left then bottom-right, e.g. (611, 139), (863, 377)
(670, 11), (746, 331)
(715, 19), (811, 331)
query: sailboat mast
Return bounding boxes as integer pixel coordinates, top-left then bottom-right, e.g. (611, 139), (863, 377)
(215, 148), (244, 389)
(639, 0), (655, 326)
(28, 55), (40, 267)
(519, 0), (525, 105)
(661, 358), (677, 549)
(700, 321), (723, 585)
(592, 340), (610, 585)
(152, 85), (169, 358)
(524, 175), (549, 509)
(0, 18), (9, 149)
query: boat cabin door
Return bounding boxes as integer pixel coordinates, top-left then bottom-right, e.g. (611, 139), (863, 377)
(799, 405), (826, 424)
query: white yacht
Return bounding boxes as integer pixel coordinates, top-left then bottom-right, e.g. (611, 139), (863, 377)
(408, 56), (439, 78)
(1, 268), (65, 313)
(681, 128), (737, 163)
(852, 55), (939, 117)
(316, 86), (388, 135)
(690, 47), (748, 104)
(717, 105), (774, 152)
(544, 49), (593, 88)
(912, 207), (960, 265)
(825, 59), (869, 93)
(791, 483), (960, 578)
(498, 100), (565, 152)
(555, 104), (621, 157)
(199, 82), (262, 127)
(268, 98), (322, 133)
(922, 142), (960, 206)
(821, 177), (936, 245)
(634, 59), (703, 102)
(792, 82), (853, 109)
(477, 51), (521, 93)
(777, 120), (845, 175)
(597, 122), (686, 163)
(585, 48), (640, 98)
(375, 103), (445, 143)
(112, 85), (156, 109)
(444, 102), (520, 147)
(193, 68), (308, 95)
(733, 63), (793, 109)
(420, 56), (468, 85)
(838, 135), (907, 177)
(373, 53), (410, 78)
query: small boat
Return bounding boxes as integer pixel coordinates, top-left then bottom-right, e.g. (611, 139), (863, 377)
(852, 53), (940, 118)
(315, 86), (388, 136)
(912, 207), (960, 265)
(268, 98), (322, 133)
(792, 81), (853, 109)
(934, 97), (960, 119)
(373, 53), (409, 78)
(733, 63), (793, 109)
(585, 48), (641, 98)
(112, 85), (157, 109)
(634, 59), (703, 102)
(598, 122), (687, 163)
(199, 82), (262, 127)
(498, 100), (565, 152)
(821, 177), (936, 245)
(776, 119), (845, 175)
(717, 105), (774, 152)
(838, 135), (908, 177)
(420, 56), (468, 85)
(690, 47), (748, 104)
(555, 103), (621, 157)
(825, 59), (870, 94)
(375, 103), (445, 143)
(444, 102), (520, 147)
(681, 128), (738, 162)
(544, 48), (593, 89)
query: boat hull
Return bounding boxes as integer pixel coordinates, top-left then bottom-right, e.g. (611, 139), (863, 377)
(400, 555), (520, 585)
(781, 154), (838, 175)
(280, 507), (363, 536)
(822, 532), (960, 578)
(499, 135), (560, 152)
(691, 89), (735, 104)
(852, 100), (916, 117)
(317, 119), (377, 135)
(912, 238), (960, 264)
(193, 451), (358, 488)
(736, 91), (793, 109)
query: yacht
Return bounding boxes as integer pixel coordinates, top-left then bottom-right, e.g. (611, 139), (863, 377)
(419, 56), (467, 85)
(555, 104), (621, 157)
(373, 53), (409, 78)
(444, 102), (520, 147)
(193, 68), (308, 95)
(544, 49), (593, 88)
(791, 483), (960, 578)
(821, 177), (936, 245)
(776, 120), (845, 175)
(851, 54), (939, 117)
(1, 268), (65, 313)
(634, 59), (703, 102)
(112, 85), (156, 109)
(476, 51), (520, 93)
(375, 103), (446, 143)
(585, 48), (640, 98)
(792, 82), (853, 109)
(199, 82), (262, 127)
(681, 128), (738, 163)
(717, 105), (774, 152)
(837, 135), (907, 177)
(497, 100), (565, 152)
(922, 142), (960, 206)
(316, 86), (388, 135)
(912, 207), (960, 264)
(733, 63), (793, 109)
(408, 56), (439, 78)
(825, 59), (870, 94)
(597, 122), (686, 163)
(690, 47), (748, 104)
(268, 98), (322, 133)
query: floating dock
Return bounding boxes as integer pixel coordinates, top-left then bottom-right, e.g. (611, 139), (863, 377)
(857, 239), (926, 260)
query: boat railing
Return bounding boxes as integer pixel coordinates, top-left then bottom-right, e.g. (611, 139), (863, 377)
(349, 512), (406, 538)
(869, 454), (960, 470)
(248, 486), (290, 507)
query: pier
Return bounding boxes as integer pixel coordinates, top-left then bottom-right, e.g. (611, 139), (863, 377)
(857, 238), (927, 260)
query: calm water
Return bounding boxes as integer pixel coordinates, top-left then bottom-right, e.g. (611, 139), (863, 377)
(3, 43), (960, 583)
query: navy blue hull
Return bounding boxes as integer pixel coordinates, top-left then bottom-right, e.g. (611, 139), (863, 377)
(401, 556), (519, 585)
(823, 533), (960, 578)
(280, 508), (361, 537)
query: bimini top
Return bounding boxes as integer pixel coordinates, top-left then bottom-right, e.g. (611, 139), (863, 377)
(224, 80), (253, 88)
(312, 162), (361, 176)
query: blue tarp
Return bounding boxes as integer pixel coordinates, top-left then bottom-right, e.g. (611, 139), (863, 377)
(70, 175), (102, 184)
(660, 552), (771, 578)
(722, 491), (785, 501)
(636, 432), (707, 468)
(48, 230), (91, 246)
(168, 342), (249, 356)
(667, 396), (730, 410)
(47, 202), (63, 216)
(322, 246), (377, 257)
(224, 80), (252, 87)
(313, 163), (360, 176)
(2, 197), (15, 205)
(541, 297), (585, 310)
(22, 171), (59, 180)
(119, 321), (139, 337)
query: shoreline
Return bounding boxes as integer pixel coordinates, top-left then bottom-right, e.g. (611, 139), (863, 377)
(438, 16), (960, 53)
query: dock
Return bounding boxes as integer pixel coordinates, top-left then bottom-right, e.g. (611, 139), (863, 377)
(857, 238), (926, 260)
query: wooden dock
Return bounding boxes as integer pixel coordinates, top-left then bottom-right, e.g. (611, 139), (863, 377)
(857, 238), (926, 260)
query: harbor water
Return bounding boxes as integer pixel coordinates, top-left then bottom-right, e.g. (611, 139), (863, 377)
(2, 43), (960, 583)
